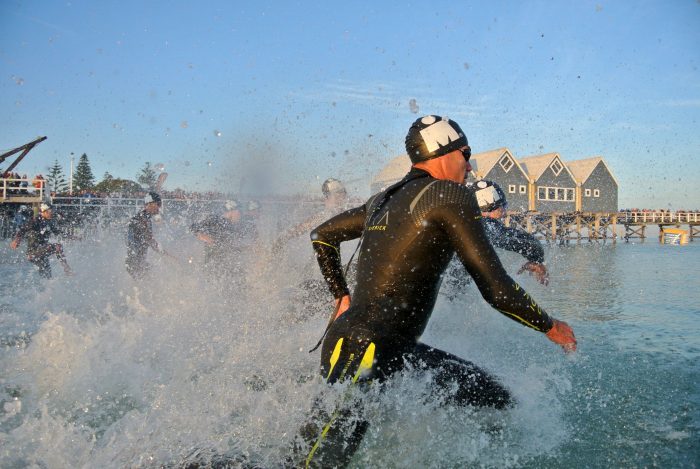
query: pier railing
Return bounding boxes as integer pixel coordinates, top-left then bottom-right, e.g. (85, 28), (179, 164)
(0, 177), (44, 203)
(3, 194), (698, 242)
(616, 211), (700, 224)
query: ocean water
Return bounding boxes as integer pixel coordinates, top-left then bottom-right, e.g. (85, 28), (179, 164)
(0, 217), (698, 468)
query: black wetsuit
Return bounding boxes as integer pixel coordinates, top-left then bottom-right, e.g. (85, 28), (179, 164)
(125, 210), (158, 279)
(444, 215), (544, 295)
(13, 216), (66, 278)
(190, 215), (250, 274)
(298, 168), (554, 468)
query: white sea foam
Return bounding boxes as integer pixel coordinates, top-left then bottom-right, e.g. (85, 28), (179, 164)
(7, 210), (694, 467)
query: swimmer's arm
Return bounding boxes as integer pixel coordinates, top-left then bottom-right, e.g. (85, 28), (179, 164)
(485, 219), (545, 264)
(434, 203), (554, 333)
(10, 221), (32, 249)
(310, 205), (366, 298)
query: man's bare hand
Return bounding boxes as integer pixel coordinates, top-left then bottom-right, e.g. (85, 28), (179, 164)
(333, 295), (351, 320)
(517, 261), (549, 286)
(546, 319), (577, 353)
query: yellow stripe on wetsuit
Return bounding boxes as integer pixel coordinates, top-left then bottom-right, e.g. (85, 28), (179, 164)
(497, 309), (545, 332)
(326, 338), (344, 380)
(312, 240), (340, 254)
(306, 338), (376, 468)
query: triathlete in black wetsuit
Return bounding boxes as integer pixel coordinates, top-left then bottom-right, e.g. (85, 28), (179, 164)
(10, 202), (73, 278)
(295, 115), (576, 468)
(445, 179), (549, 295)
(125, 192), (163, 279)
(190, 200), (244, 268)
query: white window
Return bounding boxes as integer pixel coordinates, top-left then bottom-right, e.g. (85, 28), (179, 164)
(499, 155), (514, 172)
(585, 188), (591, 197)
(593, 189), (600, 197)
(536, 186), (575, 201)
(508, 184), (516, 194)
(519, 185), (527, 194)
(550, 159), (563, 176)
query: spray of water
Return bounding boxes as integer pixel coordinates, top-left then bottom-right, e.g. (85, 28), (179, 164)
(0, 205), (572, 468)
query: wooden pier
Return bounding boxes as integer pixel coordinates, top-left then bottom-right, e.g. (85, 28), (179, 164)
(505, 211), (699, 243)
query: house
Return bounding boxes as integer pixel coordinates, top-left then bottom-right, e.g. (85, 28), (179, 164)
(566, 156), (618, 212)
(519, 153), (577, 212)
(466, 147), (530, 212)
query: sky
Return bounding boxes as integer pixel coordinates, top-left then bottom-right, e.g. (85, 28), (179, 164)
(1, 0), (699, 208)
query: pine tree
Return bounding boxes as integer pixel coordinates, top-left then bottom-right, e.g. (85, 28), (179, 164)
(74, 153), (95, 191)
(137, 161), (157, 190)
(46, 159), (68, 194)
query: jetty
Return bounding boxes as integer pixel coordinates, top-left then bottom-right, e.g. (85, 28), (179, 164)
(504, 210), (699, 243)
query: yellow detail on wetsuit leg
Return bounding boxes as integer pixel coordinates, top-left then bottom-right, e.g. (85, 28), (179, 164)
(307, 349), (355, 468)
(306, 342), (376, 468)
(352, 342), (376, 383)
(326, 338), (344, 380)
(306, 411), (337, 468)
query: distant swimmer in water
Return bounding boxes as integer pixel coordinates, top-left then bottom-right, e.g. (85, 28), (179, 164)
(270, 179), (351, 321)
(10, 202), (74, 278)
(190, 199), (251, 277)
(444, 179), (549, 297)
(125, 192), (165, 279)
(271, 178), (349, 254)
(292, 115), (577, 468)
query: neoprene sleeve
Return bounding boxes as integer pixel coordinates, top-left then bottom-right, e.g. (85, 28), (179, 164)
(310, 168), (553, 336)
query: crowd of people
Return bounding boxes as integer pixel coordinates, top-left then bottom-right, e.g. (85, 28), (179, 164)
(0, 172), (45, 196)
(6, 115), (577, 468)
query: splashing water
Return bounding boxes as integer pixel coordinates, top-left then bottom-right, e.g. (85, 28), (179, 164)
(1, 211), (698, 467)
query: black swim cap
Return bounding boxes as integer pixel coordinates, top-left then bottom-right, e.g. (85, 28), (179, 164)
(405, 115), (468, 164)
(470, 180), (507, 212)
(145, 192), (162, 205)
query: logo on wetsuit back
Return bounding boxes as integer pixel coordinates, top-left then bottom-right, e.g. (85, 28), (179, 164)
(367, 211), (389, 231)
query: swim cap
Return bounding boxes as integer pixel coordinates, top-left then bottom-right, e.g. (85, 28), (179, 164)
(405, 115), (468, 163)
(470, 180), (507, 212)
(322, 178), (346, 197)
(144, 192), (162, 205)
(224, 200), (239, 211)
(247, 200), (260, 211)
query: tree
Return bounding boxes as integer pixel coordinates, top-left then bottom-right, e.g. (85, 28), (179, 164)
(46, 159), (68, 194)
(94, 177), (142, 194)
(137, 161), (157, 190)
(74, 153), (95, 191)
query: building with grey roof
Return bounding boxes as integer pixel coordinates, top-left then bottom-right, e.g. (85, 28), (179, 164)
(466, 148), (530, 212)
(519, 153), (577, 212)
(370, 150), (618, 214)
(566, 156), (618, 212)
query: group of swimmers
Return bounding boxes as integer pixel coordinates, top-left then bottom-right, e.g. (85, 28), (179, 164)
(8, 115), (577, 468)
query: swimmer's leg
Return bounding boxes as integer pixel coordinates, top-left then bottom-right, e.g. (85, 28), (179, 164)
(407, 342), (512, 409)
(49, 243), (72, 274)
(292, 336), (377, 468)
(27, 246), (51, 278)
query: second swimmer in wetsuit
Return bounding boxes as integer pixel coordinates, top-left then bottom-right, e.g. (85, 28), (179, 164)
(444, 179), (549, 296)
(294, 115), (577, 468)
